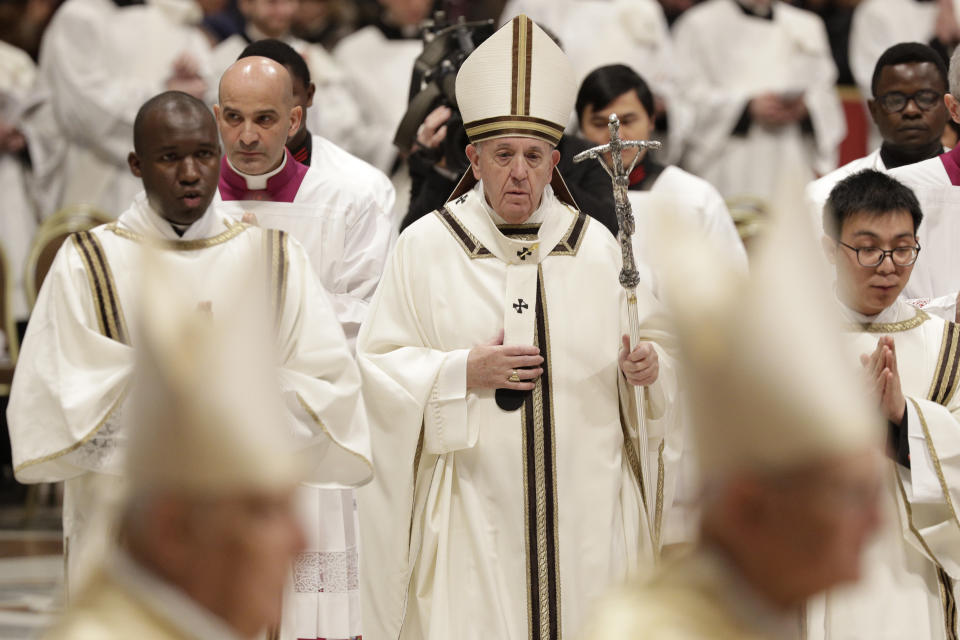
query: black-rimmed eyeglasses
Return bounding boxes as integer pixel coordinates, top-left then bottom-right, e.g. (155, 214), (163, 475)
(838, 241), (921, 267)
(875, 90), (942, 113)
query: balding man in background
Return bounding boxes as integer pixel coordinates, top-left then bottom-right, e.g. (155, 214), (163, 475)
(212, 56), (390, 640)
(7, 91), (371, 594)
(213, 55), (393, 348)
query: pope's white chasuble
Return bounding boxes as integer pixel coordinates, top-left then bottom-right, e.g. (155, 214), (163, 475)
(7, 194), (372, 590)
(807, 300), (960, 640)
(357, 183), (677, 640)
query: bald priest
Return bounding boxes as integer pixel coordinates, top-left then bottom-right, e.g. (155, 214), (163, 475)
(357, 15), (679, 640)
(6, 92), (372, 590)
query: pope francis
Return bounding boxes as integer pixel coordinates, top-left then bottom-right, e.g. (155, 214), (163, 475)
(356, 14), (678, 640)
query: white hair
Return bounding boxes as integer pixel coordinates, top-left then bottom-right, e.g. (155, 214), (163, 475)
(950, 46), (960, 97)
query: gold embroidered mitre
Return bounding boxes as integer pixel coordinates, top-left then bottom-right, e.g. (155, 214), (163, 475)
(455, 14), (576, 146)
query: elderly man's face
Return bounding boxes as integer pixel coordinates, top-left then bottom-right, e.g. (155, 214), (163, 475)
(183, 488), (304, 636)
(128, 107), (221, 226)
(215, 74), (301, 176)
(740, 449), (883, 605)
(465, 137), (561, 224)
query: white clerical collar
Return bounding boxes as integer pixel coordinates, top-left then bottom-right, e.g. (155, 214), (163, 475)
(474, 181), (550, 226)
(226, 152), (287, 191)
(109, 550), (244, 640)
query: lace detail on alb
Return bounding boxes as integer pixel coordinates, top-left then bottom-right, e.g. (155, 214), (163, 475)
(65, 405), (126, 473)
(293, 548), (359, 593)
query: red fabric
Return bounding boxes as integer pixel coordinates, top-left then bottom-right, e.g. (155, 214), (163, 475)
(940, 146), (960, 186)
(628, 164), (646, 186)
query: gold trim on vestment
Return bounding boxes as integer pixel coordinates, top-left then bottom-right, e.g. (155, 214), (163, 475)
(294, 392), (374, 473)
(436, 198), (589, 262)
(895, 472), (958, 640)
(107, 220), (250, 250)
(928, 322), (960, 405)
(654, 439), (666, 552)
(910, 397), (960, 531)
(73, 232), (129, 344)
(465, 121), (564, 146)
(266, 230), (289, 327)
(848, 308), (929, 333)
(14, 389), (127, 474)
(520, 266), (562, 640)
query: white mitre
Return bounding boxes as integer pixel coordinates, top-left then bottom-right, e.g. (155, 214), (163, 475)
(456, 14), (576, 147)
(449, 14), (579, 204)
(125, 251), (303, 496)
(657, 201), (882, 478)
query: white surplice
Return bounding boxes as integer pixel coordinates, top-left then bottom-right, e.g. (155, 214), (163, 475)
(7, 193), (372, 590)
(214, 136), (395, 348)
(629, 165), (748, 299)
(211, 31), (368, 158)
(0, 41), (39, 320)
(805, 299), (960, 640)
(26, 0), (213, 216)
(357, 182), (678, 640)
(671, 0), (845, 204)
(332, 26), (422, 175)
(888, 154), (960, 300)
(806, 149), (885, 228)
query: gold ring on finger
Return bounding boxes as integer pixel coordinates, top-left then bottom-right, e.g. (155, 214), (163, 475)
(508, 370), (521, 383)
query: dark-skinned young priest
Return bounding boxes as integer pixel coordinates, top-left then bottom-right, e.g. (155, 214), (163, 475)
(7, 91), (371, 595)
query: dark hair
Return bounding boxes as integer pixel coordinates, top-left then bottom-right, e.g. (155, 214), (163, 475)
(133, 91), (213, 154)
(238, 39), (311, 88)
(575, 64), (654, 123)
(870, 42), (948, 97)
(823, 169), (923, 238)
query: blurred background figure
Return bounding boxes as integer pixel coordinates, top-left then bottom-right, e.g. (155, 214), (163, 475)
(583, 189), (883, 640)
(332, 0), (431, 217)
(42, 259), (307, 640)
(498, 0), (682, 160)
(210, 0), (367, 157)
(23, 0), (219, 218)
(670, 0), (846, 207)
(291, 0), (359, 49)
(0, 40), (40, 343)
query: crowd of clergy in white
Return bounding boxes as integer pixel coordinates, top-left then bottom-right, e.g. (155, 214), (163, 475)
(8, 0), (960, 637)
